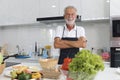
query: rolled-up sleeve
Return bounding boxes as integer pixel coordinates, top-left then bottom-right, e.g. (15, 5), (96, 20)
(55, 26), (63, 39)
(78, 26), (86, 38)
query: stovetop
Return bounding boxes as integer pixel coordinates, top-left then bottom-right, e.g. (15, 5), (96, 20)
(6, 62), (20, 67)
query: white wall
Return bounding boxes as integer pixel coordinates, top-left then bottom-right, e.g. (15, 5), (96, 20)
(0, 24), (56, 55)
(0, 20), (110, 56)
(78, 20), (110, 51)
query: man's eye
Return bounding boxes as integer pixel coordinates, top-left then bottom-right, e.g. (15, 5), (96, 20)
(66, 14), (74, 16)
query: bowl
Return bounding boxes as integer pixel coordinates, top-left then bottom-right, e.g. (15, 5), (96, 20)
(60, 69), (96, 80)
(68, 71), (96, 80)
(39, 58), (58, 70)
(0, 63), (5, 74)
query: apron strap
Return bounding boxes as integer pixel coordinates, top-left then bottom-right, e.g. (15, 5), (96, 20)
(62, 26), (78, 38)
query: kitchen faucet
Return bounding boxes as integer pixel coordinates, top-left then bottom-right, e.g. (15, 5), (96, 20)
(16, 45), (21, 55)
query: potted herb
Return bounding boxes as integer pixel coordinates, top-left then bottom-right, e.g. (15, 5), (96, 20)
(0, 52), (5, 74)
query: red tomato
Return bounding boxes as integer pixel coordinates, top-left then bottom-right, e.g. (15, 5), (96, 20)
(62, 57), (72, 70)
(67, 78), (73, 80)
(64, 57), (72, 63)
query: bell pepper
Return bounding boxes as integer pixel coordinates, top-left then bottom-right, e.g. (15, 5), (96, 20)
(31, 72), (41, 79)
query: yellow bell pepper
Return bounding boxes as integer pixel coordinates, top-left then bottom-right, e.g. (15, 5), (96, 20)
(32, 72), (41, 79)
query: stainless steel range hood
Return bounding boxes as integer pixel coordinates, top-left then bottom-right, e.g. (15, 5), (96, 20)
(36, 15), (81, 24)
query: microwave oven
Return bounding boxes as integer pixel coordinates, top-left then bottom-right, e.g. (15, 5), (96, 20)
(110, 17), (120, 47)
(112, 20), (120, 37)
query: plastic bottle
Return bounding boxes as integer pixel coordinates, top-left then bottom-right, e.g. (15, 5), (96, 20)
(35, 42), (38, 56)
(42, 49), (48, 58)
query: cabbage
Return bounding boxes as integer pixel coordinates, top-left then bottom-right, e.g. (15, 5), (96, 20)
(69, 49), (105, 75)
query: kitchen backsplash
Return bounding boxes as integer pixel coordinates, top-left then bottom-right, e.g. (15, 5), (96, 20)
(0, 20), (110, 56)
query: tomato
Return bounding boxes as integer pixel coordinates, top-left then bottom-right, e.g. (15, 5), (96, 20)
(64, 57), (72, 63)
(67, 78), (73, 80)
(62, 57), (72, 70)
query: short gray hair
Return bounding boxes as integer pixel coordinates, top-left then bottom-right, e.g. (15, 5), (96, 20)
(64, 6), (77, 14)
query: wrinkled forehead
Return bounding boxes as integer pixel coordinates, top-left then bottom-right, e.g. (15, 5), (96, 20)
(64, 8), (77, 15)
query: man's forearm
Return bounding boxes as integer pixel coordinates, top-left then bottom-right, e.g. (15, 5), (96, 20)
(64, 40), (80, 47)
(64, 39), (87, 48)
(54, 40), (72, 48)
(54, 37), (87, 48)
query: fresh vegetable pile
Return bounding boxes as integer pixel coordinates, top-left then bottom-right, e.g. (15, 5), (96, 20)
(68, 49), (105, 80)
(11, 70), (41, 80)
(69, 49), (104, 74)
(10, 66), (42, 80)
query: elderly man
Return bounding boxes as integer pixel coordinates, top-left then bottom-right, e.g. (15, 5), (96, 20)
(54, 6), (87, 64)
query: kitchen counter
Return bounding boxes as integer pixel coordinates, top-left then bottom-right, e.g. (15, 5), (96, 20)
(5, 56), (40, 63)
(1, 60), (120, 80)
(4, 56), (59, 63)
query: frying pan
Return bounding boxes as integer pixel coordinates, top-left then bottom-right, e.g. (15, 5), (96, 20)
(2, 54), (18, 64)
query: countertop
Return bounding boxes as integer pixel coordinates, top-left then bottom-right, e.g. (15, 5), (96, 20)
(1, 57), (120, 80)
(5, 56), (40, 63)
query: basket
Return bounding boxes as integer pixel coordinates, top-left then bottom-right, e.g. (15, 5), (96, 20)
(41, 69), (61, 79)
(0, 63), (5, 74)
(39, 58), (58, 70)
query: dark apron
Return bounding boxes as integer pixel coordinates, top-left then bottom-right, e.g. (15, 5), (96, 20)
(58, 27), (79, 64)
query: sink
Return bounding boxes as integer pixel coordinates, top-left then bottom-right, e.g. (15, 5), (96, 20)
(6, 62), (20, 67)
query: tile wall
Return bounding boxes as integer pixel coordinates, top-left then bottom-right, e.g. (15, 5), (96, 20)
(0, 20), (110, 56)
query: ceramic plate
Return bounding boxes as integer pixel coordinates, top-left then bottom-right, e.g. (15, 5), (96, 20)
(4, 70), (11, 78)
(4, 71), (57, 80)
(4, 71), (40, 80)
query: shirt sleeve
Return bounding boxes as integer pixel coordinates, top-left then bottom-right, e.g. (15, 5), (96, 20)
(81, 27), (86, 37)
(54, 26), (63, 39)
(78, 26), (86, 38)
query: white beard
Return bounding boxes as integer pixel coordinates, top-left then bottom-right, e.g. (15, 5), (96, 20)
(65, 18), (75, 25)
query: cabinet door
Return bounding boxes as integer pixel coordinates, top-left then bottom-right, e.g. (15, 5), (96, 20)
(81, 0), (109, 20)
(21, 0), (40, 24)
(110, 0), (120, 16)
(0, 0), (40, 25)
(39, 0), (59, 17)
(0, 0), (23, 25)
(59, 0), (81, 16)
